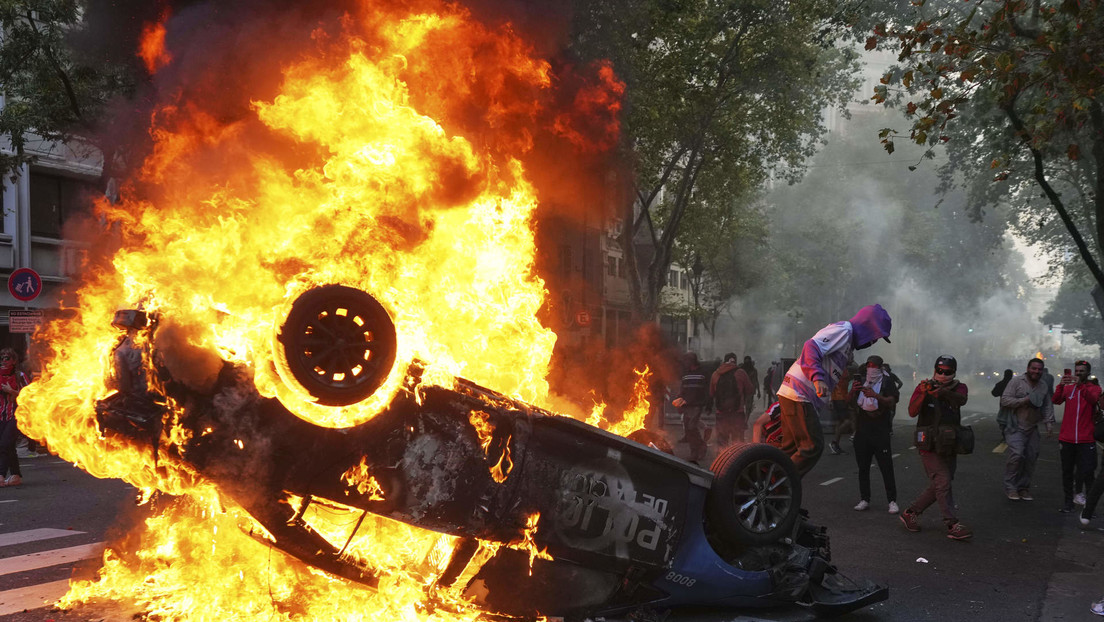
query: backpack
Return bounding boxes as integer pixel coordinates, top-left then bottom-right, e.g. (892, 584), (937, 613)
(715, 370), (743, 412)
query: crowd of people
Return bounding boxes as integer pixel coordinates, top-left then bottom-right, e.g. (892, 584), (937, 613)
(672, 304), (1104, 614)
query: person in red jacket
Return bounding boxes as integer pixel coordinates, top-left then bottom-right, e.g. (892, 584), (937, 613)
(1052, 360), (1101, 512)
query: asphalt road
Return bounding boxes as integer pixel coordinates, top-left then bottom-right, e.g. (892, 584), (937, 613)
(2, 400), (1103, 622)
(666, 404), (1104, 622)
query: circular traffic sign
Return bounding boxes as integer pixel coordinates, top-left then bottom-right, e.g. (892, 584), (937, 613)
(8, 268), (42, 302)
(575, 309), (591, 327)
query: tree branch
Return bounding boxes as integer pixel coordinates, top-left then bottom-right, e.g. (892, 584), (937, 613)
(1004, 100), (1104, 291)
(25, 10), (84, 126)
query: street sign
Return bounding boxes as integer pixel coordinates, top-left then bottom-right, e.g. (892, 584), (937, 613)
(8, 268), (42, 302)
(8, 309), (43, 333)
(575, 310), (591, 327)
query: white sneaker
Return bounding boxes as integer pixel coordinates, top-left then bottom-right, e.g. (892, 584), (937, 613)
(853, 500), (869, 511)
(1075, 493), (1087, 506)
(888, 501), (899, 514)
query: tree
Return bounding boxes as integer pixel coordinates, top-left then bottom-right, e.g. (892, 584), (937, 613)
(569, 0), (866, 322)
(869, 0), (1104, 300)
(0, 1), (139, 181)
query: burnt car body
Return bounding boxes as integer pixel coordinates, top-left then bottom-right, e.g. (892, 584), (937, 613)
(96, 285), (887, 619)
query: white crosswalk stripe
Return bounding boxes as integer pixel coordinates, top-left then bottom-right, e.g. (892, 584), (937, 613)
(0, 542), (104, 576)
(0, 528), (102, 616)
(0, 528), (84, 547)
(0, 579), (72, 616)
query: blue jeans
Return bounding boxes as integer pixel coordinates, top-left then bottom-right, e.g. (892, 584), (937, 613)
(1004, 425), (1040, 493)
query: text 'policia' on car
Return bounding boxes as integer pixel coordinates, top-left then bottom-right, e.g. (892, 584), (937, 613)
(95, 284), (887, 619)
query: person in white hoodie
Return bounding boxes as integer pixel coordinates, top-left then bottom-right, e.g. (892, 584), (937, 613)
(775, 305), (892, 477)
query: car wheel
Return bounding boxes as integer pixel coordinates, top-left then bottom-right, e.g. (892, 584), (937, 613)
(274, 285), (397, 406)
(706, 443), (801, 547)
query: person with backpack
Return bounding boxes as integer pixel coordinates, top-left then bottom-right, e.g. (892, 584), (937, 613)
(711, 353), (753, 447)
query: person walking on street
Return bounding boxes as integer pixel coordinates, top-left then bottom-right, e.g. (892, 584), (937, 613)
(741, 356), (761, 417)
(992, 369), (1014, 399)
(763, 363), (777, 406)
(775, 304), (892, 478)
(850, 355), (900, 514)
(1000, 358), (1053, 501)
(1052, 361), (1100, 512)
(673, 353), (711, 464)
(899, 355), (972, 540)
(711, 353), (749, 447)
(0, 348), (31, 488)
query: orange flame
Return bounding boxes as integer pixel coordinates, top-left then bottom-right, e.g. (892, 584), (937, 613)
(342, 458), (386, 500)
(586, 366), (652, 436)
(138, 11), (172, 74)
(469, 410), (513, 483)
(18, 0), (626, 618)
(508, 512), (552, 576)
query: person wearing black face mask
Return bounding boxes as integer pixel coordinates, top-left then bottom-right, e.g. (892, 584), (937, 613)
(899, 355), (972, 540)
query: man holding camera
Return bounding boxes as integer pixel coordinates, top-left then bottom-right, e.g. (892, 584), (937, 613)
(1000, 358), (1052, 501)
(899, 355), (972, 540)
(1052, 361), (1100, 512)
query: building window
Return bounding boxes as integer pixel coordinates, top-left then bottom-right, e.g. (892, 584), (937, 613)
(30, 171), (97, 239)
(607, 254), (617, 277)
(617, 256), (626, 278)
(668, 269), (678, 287)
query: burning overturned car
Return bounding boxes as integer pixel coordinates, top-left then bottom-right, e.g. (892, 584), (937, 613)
(95, 284), (887, 619)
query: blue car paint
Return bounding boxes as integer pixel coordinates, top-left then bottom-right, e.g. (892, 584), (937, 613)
(647, 484), (775, 609)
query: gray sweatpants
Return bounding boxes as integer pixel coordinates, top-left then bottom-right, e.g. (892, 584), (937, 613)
(1004, 425), (1041, 493)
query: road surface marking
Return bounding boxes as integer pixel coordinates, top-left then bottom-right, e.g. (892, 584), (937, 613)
(0, 528), (86, 548)
(892, 453), (901, 459)
(820, 477), (844, 486)
(0, 500), (14, 504)
(0, 579), (70, 616)
(994, 442), (1008, 453)
(0, 542), (104, 577)
(908, 445), (916, 450)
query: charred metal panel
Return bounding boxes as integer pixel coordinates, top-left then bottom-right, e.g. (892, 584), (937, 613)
(518, 415), (687, 569)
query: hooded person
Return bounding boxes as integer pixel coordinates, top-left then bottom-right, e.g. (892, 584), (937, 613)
(711, 352), (755, 446)
(775, 304), (892, 477)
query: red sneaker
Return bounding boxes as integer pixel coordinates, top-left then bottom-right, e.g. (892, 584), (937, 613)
(947, 522), (973, 540)
(899, 510), (920, 532)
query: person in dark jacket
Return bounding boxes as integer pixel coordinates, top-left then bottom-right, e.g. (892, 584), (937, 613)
(741, 356), (761, 416)
(673, 352), (711, 463)
(711, 353), (747, 447)
(850, 355), (900, 514)
(992, 369), (1014, 398)
(899, 355), (973, 540)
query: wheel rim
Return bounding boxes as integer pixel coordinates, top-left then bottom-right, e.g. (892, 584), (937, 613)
(281, 292), (395, 400)
(730, 458), (795, 534)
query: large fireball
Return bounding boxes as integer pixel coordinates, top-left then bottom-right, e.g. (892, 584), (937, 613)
(15, 1), (636, 619)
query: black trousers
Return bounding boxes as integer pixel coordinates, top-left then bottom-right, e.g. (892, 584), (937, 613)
(854, 432), (896, 503)
(0, 419), (21, 478)
(1060, 441), (1097, 502)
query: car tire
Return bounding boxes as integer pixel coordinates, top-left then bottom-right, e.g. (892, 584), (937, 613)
(274, 285), (397, 406)
(706, 443), (801, 547)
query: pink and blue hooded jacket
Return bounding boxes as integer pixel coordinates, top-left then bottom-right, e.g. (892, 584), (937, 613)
(776, 305), (892, 406)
